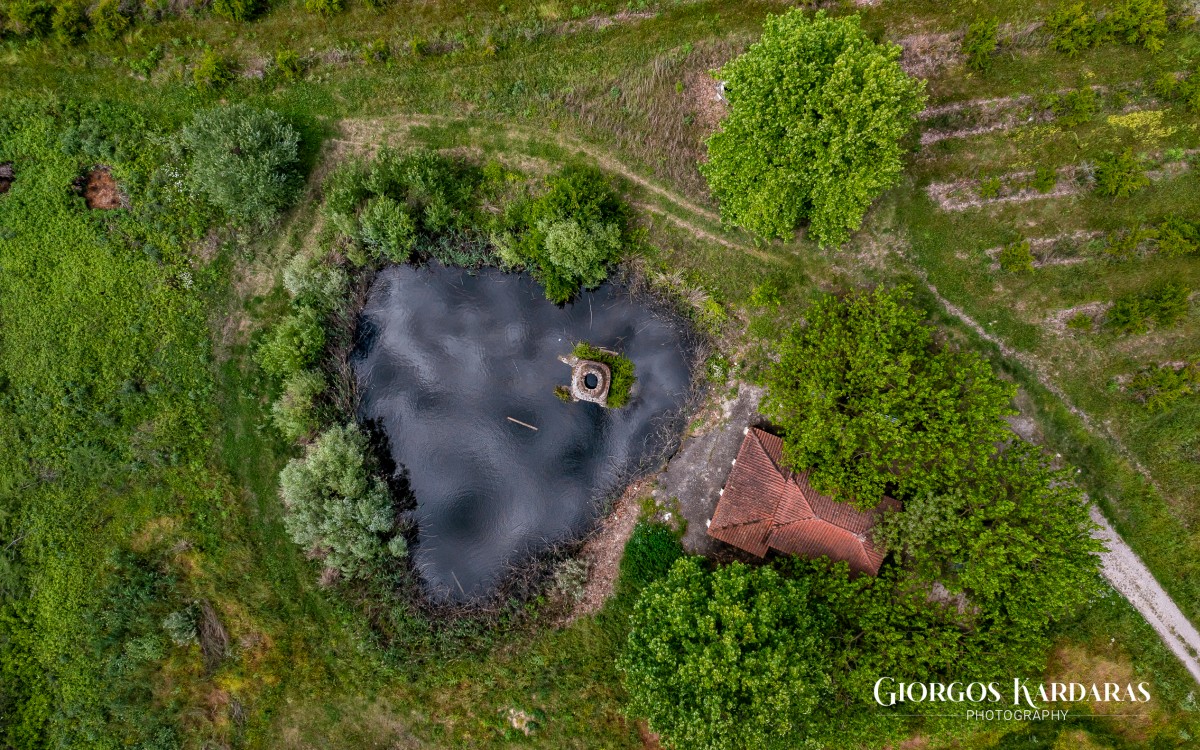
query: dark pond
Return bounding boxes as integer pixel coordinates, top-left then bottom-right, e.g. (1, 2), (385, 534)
(353, 263), (695, 601)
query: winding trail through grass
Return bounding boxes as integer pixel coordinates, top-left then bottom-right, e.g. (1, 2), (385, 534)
(318, 112), (1200, 685)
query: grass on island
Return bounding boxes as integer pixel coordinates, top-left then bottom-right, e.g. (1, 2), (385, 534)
(572, 342), (636, 408)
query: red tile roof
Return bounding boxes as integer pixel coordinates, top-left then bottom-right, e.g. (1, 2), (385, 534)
(707, 427), (899, 575)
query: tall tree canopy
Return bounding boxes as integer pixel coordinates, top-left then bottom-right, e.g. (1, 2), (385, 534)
(619, 558), (833, 750)
(762, 286), (1016, 506)
(702, 11), (925, 247)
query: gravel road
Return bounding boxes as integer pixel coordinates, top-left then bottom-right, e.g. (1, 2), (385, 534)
(1090, 506), (1200, 685)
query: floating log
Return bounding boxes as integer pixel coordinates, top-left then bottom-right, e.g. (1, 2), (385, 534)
(506, 416), (538, 431)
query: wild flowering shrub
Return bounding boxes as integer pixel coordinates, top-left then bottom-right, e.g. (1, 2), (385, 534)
(1053, 87), (1098, 127)
(962, 17), (1000, 72)
(1093, 148), (1148, 197)
(211, 0), (258, 22)
(282, 252), (349, 311)
(1032, 166), (1058, 193)
(1156, 215), (1199, 257)
(1107, 282), (1191, 334)
(359, 195), (417, 262)
(999, 239), (1034, 272)
(274, 47), (303, 79)
(978, 176), (1002, 199)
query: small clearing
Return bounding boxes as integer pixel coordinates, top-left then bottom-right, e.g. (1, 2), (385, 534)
(0, 162), (12, 194)
(78, 166), (123, 209)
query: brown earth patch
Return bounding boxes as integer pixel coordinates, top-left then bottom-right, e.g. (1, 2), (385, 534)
(0, 162), (12, 194)
(559, 478), (648, 625)
(685, 69), (727, 134)
(77, 166), (124, 209)
(638, 720), (662, 749)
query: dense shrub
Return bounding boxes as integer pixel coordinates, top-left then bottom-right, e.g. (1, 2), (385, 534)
(999, 239), (1034, 272)
(620, 558), (833, 750)
(1053, 86), (1098, 127)
(211, 0), (258, 22)
(180, 104), (302, 226)
(278, 424), (405, 578)
(1046, 2), (1098, 55)
(762, 285), (1015, 506)
(274, 47), (303, 79)
(89, 0), (128, 39)
(1103, 224), (1157, 260)
(322, 149), (481, 262)
(257, 308), (326, 378)
(1047, 0), (1167, 55)
(1156, 215), (1199, 257)
(1131, 359), (1196, 398)
(282, 253), (349, 311)
(1103, 0), (1168, 53)
(962, 17), (999, 72)
(192, 48), (235, 90)
(1107, 282), (1191, 334)
(359, 195), (416, 262)
(495, 165), (628, 303)
(978, 176), (1002, 199)
(1032, 165), (1058, 193)
(1129, 362), (1200, 410)
(572, 342), (636, 408)
(271, 370), (326, 441)
(7, 0), (53, 36)
(617, 522), (683, 595)
(304, 0), (344, 14)
(701, 10), (925, 246)
(51, 0), (87, 43)
(1093, 148), (1148, 197)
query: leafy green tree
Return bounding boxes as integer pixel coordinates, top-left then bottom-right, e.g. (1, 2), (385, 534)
(180, 103), (301, 226)
(762, 286), (1015, 507)
(619, 557), (833, 750)
(279, 424), (404, 578)
(701, 11), (925, 247)
(536, 218), (622, 303)
(257, 308), (326, 379)
(876, 442), (1101, 637)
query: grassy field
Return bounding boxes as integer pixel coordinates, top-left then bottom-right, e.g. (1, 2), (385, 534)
(3, 0), (1200, 748)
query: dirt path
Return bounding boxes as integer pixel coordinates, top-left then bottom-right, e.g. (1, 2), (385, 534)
(1090, 507), (1200, 685)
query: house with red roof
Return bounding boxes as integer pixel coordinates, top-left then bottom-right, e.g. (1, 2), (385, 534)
(706, 427), (899, 576)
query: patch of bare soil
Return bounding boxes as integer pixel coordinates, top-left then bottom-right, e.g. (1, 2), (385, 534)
(638, 720), (663, 749)
(927, 168), (1083, 212)
(685, 69), (727, 134)
(983, 230), (1105, 270)
(0, 162), (12, 194)
(77, 166), (124, 209)
(560, 479), (648, 625)
(1045, 301), (1113, 336)
(897, 31), (962, 78)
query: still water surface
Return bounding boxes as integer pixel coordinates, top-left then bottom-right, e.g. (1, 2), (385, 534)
(353, 264), (693, 601)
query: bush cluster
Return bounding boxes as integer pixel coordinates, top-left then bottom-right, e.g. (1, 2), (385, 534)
(999, 239), (1034, 272)
(1106, 281), (1191, 334)
(1092, 148), (1148, 197)
(279, 424), (407, 578)
(494, 165), (629, 303)
(1129, 362), (1200, 410)
(322, 148), (482, 266)
(1153, 70), (1200, 113)
(1046, 0), (1169, 56)
(962, 17), (1000, 72)
(192, 48), (235, 90)
(179, 103), (302, 227)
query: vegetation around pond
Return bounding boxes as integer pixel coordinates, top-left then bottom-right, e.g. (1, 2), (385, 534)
(4, 0), (1200, 746)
